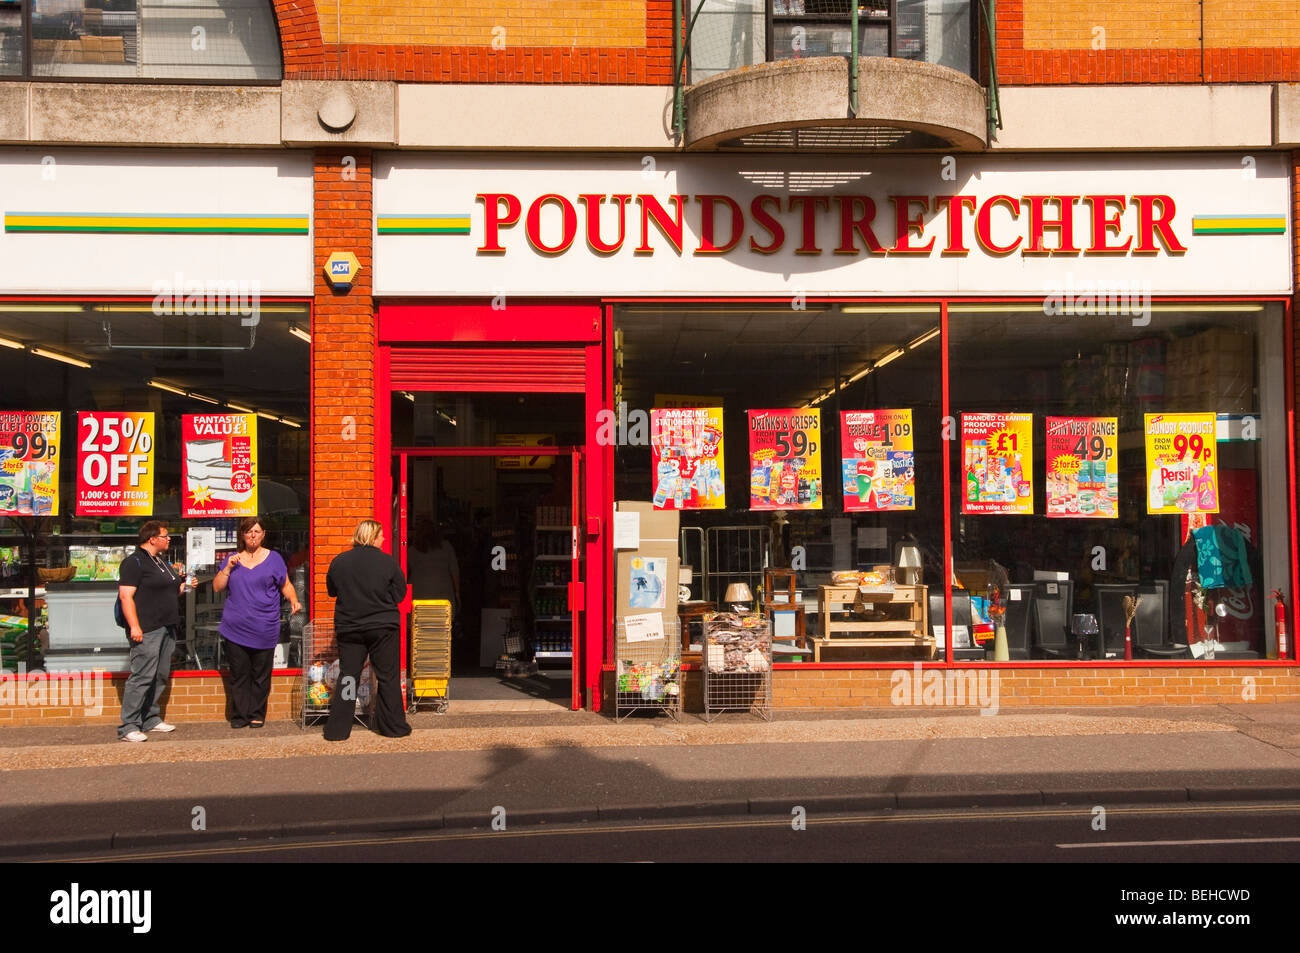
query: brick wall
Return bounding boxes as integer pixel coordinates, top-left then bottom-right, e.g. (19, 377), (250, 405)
(1000, 0), (1300, 83)
(312, 150), (375, 625)
(653, 666), (1300, 712)
(0, 674), (300, 727)
(277, 0), (673, 83)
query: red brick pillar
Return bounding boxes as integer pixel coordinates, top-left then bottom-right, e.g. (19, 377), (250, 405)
(312, 149), (375, 622)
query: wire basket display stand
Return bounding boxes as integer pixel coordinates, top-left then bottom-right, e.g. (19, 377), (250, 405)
(300, 619), (378, 729)
(615, 618), (682, 721)
(702, 612), (772, 722)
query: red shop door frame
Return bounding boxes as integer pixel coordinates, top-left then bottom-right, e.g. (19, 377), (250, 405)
(374, 300), (608, 710)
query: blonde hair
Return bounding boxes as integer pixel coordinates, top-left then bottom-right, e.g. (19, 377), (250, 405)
(351, 519), (384, 547)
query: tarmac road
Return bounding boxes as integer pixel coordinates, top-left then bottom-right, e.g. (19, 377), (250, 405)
(20, 801), (1300, 864)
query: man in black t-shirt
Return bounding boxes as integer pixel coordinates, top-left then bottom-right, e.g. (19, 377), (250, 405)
(117, 520), (186, 742)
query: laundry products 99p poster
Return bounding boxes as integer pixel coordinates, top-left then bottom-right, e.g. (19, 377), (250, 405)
(183, 413), (258, 518)
(0, 411), (60, 516)
(650, 407), (725, 510)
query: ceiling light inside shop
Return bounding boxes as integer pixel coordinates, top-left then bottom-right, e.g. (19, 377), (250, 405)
(289, 324), (311, 344)
(277, 417), (302, 429)
(0, 303), (87, 312)
(908, 327), (940, 349)
(30, 347), (91, 369)
(840, 305), (941, 315)
(148, 379), (187, 396)
(873, 348), (905, 369)
(0, 336), (24, 349)
(187, 392), (220, 405)
(226, 402), (257, 414)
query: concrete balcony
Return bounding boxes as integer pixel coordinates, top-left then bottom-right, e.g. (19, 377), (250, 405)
(683, 55), (988, 151)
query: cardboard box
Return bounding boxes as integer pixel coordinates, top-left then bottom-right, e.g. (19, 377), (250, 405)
(614, 501), (679, 654)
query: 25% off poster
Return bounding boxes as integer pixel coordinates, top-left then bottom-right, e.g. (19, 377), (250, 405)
(76, 412), (155, 516)
(749, 409), (822, 510)
(0, 412), (60, 516)
(1144, 413), (1218, 515)
(1045, 416), (1118, 518)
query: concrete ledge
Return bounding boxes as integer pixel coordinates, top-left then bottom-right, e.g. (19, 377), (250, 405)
(396, 84), (676, 150)
(684, 56), (987, 151)
(0, 83), (28, 142)
(282, 80), (396, 147)
(1276, 83), (1300, 147)
(996, 84), (1276, 151)
(28, 83), (281, 146)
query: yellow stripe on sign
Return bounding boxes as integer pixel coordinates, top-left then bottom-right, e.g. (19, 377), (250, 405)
(1192, 216), (1286, 232)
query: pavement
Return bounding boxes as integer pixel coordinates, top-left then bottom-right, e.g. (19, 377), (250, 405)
(3, 701), (1300, 857)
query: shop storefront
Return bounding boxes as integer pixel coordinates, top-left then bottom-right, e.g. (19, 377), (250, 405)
(373, 151), (1299, 711)
(0, 149), (313, 721)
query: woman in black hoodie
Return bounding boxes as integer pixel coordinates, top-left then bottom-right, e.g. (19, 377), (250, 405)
(323, 519), (412, 740)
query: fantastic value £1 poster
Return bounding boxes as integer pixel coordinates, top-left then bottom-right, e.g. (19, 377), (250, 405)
(961, 413), (1033, 515)
(1144, 413), (1219, 515)
(1045, 416), (1118, 519)
(183, 413), (258, 518)
(0, 412), (60, 516)
(650, 408), (725, 510)
(840, 410), (915, 512)
(749, 409), (822, 510)
(76, 412), (155, 517)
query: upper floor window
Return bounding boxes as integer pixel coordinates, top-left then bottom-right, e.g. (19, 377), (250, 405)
(689, 0), (974, 84)
(1, 0), (282, 82)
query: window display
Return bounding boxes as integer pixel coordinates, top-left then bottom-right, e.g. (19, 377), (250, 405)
(617, 300), (1290, 666)
(0, 299), (311, 675)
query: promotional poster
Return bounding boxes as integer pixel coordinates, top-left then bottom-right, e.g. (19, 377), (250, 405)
(840, 409), (915, 512)
(76, 412), (155, 517)
(749, 409), (822, 510)
(650, 407), (725, 510)
(183, 413), (258, 518)
(1045, 416), (1118, 518)
(1144, 412), (1219, 515)
(961, 413), (1033, 515)
(0, 411), (60, 517)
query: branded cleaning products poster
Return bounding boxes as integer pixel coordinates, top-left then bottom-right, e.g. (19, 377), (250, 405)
(1144, 413), (1219, 515)
(1045, 416), (1118, 519)
(840, 409), (914, 512)
(76, 411), (155, 517)
(183, 413), (257, 517)
(0, 411), (60, 516)
(749, 409), (822, 510)
(650, 407), (725, 510)
(961, 413), (1033, 515)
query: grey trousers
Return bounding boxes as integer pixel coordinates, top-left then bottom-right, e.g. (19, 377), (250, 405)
(118, 625), (176, 738)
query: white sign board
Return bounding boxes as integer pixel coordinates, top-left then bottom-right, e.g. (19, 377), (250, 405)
(624, 612), (666, 643)
(375, 153), (1292, 297)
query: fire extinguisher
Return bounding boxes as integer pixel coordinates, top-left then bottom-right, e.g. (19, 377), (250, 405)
(1273, 590), (1290, 661)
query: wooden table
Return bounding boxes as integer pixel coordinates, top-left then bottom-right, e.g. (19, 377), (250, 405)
(677, 601), (715, 662)
(813, 584), (932, 661)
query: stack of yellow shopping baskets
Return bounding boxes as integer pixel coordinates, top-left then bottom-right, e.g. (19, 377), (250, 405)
(409, 599), (451, 712)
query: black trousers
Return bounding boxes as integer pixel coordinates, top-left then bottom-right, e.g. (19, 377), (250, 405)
(323, 626), (411, 741)
(224, 639), (274, 726)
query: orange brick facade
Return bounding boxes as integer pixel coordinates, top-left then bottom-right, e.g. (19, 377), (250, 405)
(311, 150), (377, 624)
(273, 0), (673, 83)
(0, 674), (299, 727)
(999, 0), (1300, 84)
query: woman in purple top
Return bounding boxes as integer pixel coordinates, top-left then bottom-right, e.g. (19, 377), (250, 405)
(214, 516), (302, 728)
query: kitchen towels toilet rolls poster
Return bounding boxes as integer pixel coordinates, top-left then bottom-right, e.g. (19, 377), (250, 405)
(183, 413), (258, 518)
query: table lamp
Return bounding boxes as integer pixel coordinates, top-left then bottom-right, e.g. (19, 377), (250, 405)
(724, 582), (753, 612)
(895, 539), (923, 587)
